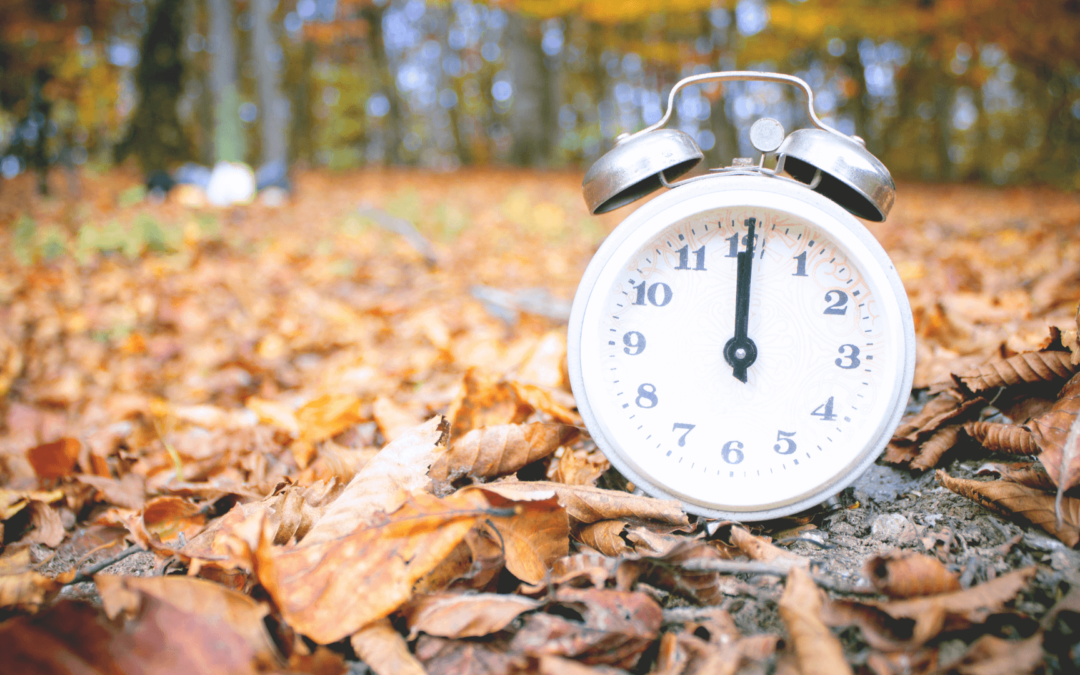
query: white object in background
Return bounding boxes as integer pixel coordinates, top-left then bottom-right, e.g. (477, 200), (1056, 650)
(206, 161), (256, 207)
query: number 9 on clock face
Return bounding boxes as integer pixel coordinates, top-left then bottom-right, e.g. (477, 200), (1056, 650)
(568, 176), (915, 520)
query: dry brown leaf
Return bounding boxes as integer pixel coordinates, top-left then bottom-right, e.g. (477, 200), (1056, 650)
(976, 462), (1058, 491)
(350, 618), (428, 675)
(825, 567), (1036, 650)
(415, 634), (518, 675)
(778, 566), (853, 675)
(964, 421), (1040, 455)
(26, 437), (81, 480)
(141, 495), (207, 544)
(626, 540), (745, 605)
(1030, 371), (1080, 494)
(75, 473), (147, 509)
(510, 382), (580, 425)
(911, 425), (964, 471)
(887, 390), (984, 466)
(479, 490), (568, 584)
(548, 446), (609, 486)
(0, 488), (63, 520)
(373, 395), (423, 443)
(296, 394), (367, 444)
(729, 526), (808, 570)
(516, 329), (568, 390)
(959, 350), (1078, 392)
(865, 551), (960, 599)
(508, 587), (661, 668)
(405, 592), (541, 639)
(447, 368), (534, 436)
(933, 634), (1043, 675)
(430, 422), (579, 483)
(95, 574), (282, 669)
(476, 479), (688, 526)
(936, 470), (1080, 546)
(18, 500), (65, 548)
(0, 547), (64, 610)
(576, 519), (631, 556)
(300, 415), (449, 546)
(256, 490), (490, 644)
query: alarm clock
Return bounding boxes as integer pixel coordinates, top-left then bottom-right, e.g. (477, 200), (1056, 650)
(568, 71), (915, 520)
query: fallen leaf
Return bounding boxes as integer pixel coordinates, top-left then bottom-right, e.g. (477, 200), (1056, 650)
(576, 519), (631, 556)
(508, 587), (661, 667)
(297, 394), (366, 444)
(548, 446), (609, 486)
(476, 479), (688, 526)
(300, 415), (449, 546)
(429, 422), (579, 483)
(405, 592), (541, 639)
(351, 618), (428, 675)
(1029, 371), (1080, 495)
(18, 500), (65, 548)
(911, 425), (963, 471)
(415, 634), (518, 675)
(729, 526), (808, 570)
(778, 566), (853, 675)
(964, 421), (1040, 455)
(95, 574), (282, 669)
(865, 551), (960, 598)
(373, 395), (423, 443)
(959, 350), (1078, 392)
(26, 437), (81, 480)
(256, 490), (491, 643)
(510, 382), (580, 425)
(825, 567), (1036, 650)
(933, 633), (1043, 675)
(479, 489), (569, 584)
(626, 540), (746, 605)
(0, 488), (63, 520)
(936, 470), (1080, 546)
(976, 462), (1058, 491)
(447, 368), (535, 436)
(0, 547), (64, 609)
(75, 473), (147, 509)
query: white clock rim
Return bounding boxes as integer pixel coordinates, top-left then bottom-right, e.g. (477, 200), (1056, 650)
(568, 174), (916, 520)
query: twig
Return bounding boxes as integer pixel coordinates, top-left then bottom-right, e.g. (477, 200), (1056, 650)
(676, 559), (877, 596)
(66, 545), (143, 586)
(356, 204), (438, 267)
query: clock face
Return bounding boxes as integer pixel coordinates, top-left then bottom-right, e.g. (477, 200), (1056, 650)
(571, 178), (912, 519)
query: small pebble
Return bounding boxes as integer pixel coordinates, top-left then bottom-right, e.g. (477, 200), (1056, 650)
(870, 513), (917, 544)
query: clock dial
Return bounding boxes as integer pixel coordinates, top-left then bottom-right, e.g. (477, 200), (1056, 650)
(575, 194), (908, 516)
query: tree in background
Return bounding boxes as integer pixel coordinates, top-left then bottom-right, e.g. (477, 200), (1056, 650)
(208, 0), (244, 163)
(116, 0), (190, 175)
(253, 0), (289, 175)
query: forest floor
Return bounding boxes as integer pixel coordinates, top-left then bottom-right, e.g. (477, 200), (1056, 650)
(1, 168), (1080, 674)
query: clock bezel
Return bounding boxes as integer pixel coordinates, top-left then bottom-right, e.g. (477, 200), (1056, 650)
(567, 174), (916, 520)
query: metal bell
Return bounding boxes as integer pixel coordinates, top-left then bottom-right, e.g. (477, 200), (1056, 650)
(582, 129), (703, 215)
(775, 129), (896, 222)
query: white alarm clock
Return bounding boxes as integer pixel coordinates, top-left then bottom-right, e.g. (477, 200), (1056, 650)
(568, 72), (915, 520)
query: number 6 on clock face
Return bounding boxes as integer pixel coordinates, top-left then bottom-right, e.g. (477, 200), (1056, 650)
(568, 176), (915, 520)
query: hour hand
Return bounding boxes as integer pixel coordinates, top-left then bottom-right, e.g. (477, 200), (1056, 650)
(723, 219), (758, 382)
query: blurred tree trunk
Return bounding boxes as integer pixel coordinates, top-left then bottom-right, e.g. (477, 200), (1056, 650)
(252, 0), (287, 170)
(208, 0), (244, 162)
(508, 13), (553, 166)
(933, 79), (953, 180)
(709, 19), (739, 167)
(288, 39), (315, 165)
(840, 39), (870, 150)
(362, 4), (405, 165)
(116, 0), (188, 173)
(182, 0), (215, 164)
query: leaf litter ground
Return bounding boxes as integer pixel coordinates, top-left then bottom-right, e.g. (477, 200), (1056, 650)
(2, 169), (1080, 673)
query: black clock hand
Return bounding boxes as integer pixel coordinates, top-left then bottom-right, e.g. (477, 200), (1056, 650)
(723, 218), (758, 383)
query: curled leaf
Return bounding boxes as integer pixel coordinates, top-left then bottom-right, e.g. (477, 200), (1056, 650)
(350, 618), (427, 675)
(865, 551), (960, 599)
(575, 520), (630, 557)
(476, 480), (688, 526)
(405, 592), (541, 639)
(964, 421), (1040, 455)
(910, 425), (963, 471)
(26, 438), (81, 480)
(778, 567), (852, 675)
(429, 422), (579, 483)
(959, 349), (1077, 392)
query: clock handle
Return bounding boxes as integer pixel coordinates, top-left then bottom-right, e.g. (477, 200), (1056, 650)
(627, 71), (852, 147)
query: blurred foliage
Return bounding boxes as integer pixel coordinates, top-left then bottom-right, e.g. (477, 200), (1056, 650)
(0, 0), (1078, 187)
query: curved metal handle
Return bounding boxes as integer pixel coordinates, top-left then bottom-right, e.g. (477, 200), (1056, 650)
(629, 70), (849, 144)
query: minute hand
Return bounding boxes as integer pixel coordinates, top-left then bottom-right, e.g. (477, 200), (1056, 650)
(723, 219), (758, 383)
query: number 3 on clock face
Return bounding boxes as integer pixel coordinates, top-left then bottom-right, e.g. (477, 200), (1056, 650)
(568, 176), (915, 520)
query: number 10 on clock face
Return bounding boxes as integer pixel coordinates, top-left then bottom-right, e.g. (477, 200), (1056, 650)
(570, 183), (911, 519)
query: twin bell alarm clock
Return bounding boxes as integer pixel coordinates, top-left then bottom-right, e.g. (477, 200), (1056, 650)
(568, 71), (915, 520)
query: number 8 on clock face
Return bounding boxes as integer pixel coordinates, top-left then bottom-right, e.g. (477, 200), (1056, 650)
(568, 175), (915, 519)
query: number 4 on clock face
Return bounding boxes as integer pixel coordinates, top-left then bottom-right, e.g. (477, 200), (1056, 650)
(811, 396), (837, 421)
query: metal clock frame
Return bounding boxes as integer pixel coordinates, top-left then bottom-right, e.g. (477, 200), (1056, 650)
(567, 174), (916, 520)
